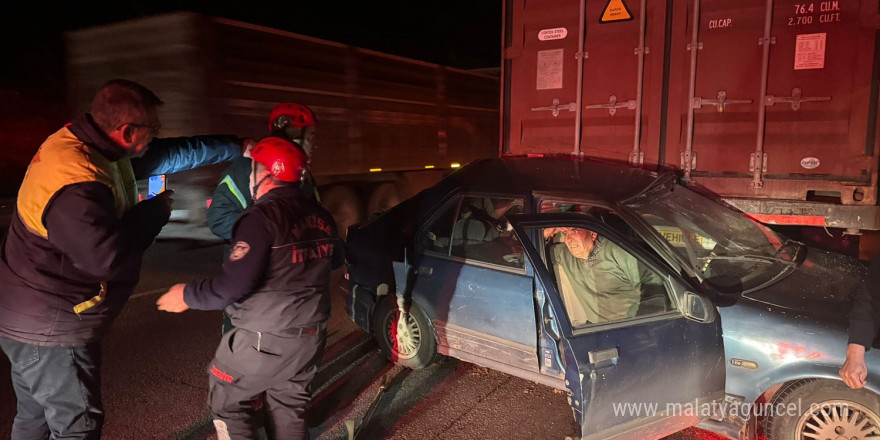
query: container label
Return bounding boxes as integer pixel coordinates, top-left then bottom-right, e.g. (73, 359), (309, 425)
(800, 157), (821, 169)
(707, 18), (733, 29)
(537, 49), (564, 90)
(794, 33), (826, 70)
(538, 27), (568, 41)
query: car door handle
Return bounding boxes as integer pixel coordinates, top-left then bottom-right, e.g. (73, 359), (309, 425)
(418, 266), (434, 277)
(588, 347), (619, 365)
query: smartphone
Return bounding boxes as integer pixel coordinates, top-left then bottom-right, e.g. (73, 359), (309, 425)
(148, 175), (166, 199)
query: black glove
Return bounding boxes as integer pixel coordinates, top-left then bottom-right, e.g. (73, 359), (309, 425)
(123, 190), (175, 251)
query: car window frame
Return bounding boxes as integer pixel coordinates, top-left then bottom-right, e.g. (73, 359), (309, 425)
(509, 214), (688, 336)
(535, 194), (687, 277)
(416, 192), (531, 275)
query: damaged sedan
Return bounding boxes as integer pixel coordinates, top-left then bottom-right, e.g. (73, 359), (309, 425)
(344, 156), (880, 440)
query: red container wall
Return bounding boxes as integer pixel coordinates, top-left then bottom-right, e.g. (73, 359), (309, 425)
(504, 0), (880, 206)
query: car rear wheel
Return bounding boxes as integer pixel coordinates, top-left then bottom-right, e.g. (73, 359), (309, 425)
(372, 295), (437, 369)
(765, 379), (880, 440)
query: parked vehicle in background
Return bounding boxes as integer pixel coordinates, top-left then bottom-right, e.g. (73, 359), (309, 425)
(345, 156), (880, 440)
(65, 12), (499, 234)
(501, 0), (880, 258)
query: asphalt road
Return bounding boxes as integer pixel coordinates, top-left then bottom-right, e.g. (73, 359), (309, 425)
(0, 216), (720, 439)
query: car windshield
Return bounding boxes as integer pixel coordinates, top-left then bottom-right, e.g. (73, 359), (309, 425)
(623, 181), (801, 293)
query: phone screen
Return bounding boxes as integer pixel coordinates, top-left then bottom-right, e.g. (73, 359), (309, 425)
(148, 175), (166, 199)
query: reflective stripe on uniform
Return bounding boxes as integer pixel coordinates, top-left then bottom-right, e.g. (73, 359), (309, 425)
(73, 282), (107, 315)
(213, 419), (232, 440)
(219, 175), (248, 209)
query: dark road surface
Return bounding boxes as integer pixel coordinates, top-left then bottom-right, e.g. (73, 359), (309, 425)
(0, 217), (720, 440)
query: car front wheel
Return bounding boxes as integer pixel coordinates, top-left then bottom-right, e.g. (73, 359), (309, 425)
(765, 379), (880, 440)
(372, 295), (437, 369)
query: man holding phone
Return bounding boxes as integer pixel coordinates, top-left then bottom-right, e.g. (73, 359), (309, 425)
(0, 79), (246, 440)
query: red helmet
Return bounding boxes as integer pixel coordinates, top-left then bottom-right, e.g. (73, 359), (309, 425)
(268, 103), (317, 132)
(250, 137), (308, 182)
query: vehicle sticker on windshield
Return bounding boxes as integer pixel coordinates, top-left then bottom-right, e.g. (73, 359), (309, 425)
(654, 226), (717, 250)
(800, 157), (820, 169)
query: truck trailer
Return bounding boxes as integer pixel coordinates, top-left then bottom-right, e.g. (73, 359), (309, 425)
(502, 0), (880, 258)
(65, 12), (499, 237)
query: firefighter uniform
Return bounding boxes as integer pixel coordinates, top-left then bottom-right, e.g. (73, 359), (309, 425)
(184, 184), (342, 440)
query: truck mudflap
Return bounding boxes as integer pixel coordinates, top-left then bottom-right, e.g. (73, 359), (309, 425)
(346, 282), (377, 331)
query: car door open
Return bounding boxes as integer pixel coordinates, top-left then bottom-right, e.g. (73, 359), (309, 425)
(510, 214), (726, 440)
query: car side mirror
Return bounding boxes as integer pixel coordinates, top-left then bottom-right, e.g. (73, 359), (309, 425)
(683, 291), (715, 323)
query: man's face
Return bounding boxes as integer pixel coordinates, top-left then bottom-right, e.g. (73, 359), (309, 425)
(300, 125), (317, 157)
(561, 228), (597, 259)
(249, 161), (270, 200)
(120, 108), (160, 158)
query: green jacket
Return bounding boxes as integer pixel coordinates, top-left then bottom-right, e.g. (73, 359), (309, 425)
(551, 237), (659, 325)
(207, 156), (318, 240)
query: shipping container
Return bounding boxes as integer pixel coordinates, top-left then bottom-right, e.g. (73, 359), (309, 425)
(502, 0), (880, 253)
(66, 12), (499, 234)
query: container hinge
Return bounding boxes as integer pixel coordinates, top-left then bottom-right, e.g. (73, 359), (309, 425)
(531, 98), (577, 118)
(691, 90), (752, 113)
(633, 46), (650, 55)
(765, 88), (832, 111)
(575, 51), (589, 60)
(758, 36), (777, 46)
(584, 95), (637, 116)
(629, 151), (645, 166)
(686, 42), (703, 51)
(749, 152), (768, 172)
(681, 150), (697, 173)
(749, 152), (768, 188)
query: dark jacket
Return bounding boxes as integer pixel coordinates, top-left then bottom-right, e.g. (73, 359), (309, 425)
(207, 156), (319, 241)
(185, 185), (343, 332)
(0, 114), (242, 346)
(849, 251), (880, 348)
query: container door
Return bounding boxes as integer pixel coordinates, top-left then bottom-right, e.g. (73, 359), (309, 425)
(676, 0), (879, 204)
(674, 0), (767, 180)
(761, 0), (877, 202)
(580, 0), (666, 166)
(503, 0), (582, 155)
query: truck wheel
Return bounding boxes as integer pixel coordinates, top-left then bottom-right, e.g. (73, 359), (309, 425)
(764, 379), (880, 440)
(366, 183), (402, 217)
(372, 296), (437, 369)
(321, 185), (363, 240)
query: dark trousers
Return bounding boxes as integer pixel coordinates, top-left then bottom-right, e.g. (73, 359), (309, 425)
(0, 336), (103, 440)
(208, 328), (325, 440)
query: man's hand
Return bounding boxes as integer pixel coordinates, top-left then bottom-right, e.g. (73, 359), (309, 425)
(152, 189), (175, 218)
(840, 343), (868, 389)
(157, 283), (190, 313)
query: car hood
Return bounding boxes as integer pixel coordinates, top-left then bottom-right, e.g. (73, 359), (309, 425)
(741, 247), (866, 319)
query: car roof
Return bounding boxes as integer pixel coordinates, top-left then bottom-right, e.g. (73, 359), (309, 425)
(436, 156), (663, 203)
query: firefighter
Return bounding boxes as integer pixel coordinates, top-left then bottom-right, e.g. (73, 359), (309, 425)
(208, 103), (320, 335)
(157, 137), (343, 440)
(207, 102), (319, 242)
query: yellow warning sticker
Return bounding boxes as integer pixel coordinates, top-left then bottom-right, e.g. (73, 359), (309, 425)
(600, 0), (634, 23)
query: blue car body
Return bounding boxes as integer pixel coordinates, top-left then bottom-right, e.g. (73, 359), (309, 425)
(344, 157), (880, 440)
